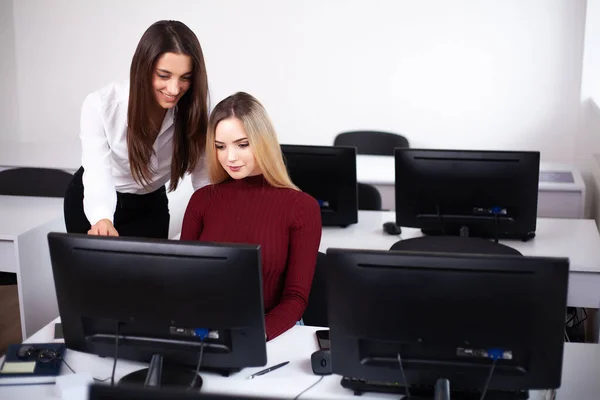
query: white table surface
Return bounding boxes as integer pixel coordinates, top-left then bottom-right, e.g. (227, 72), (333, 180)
(0, 196), (65, 240)
(321, 211), (600, 273)
(356, 155), (586, 191)
(1, 318), (598, 400)
(320, 211), (600, 309)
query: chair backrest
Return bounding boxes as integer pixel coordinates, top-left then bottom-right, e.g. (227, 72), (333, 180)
(303, 252), (329, 327)
(333, 130), (409, 156)
(0, 167), (73, 198)
(0, 272), (17, 285)
(358, 183), (382, 211)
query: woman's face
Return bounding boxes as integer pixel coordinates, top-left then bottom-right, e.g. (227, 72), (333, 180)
(152, 52), (192, 109)
(214, 117), (262, 179)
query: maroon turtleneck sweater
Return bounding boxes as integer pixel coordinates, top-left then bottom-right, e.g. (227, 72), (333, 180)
(180, 174), (322, 340)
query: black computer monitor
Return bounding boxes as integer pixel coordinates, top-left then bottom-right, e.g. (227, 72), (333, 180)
(281, 144), (358, 227)
(47, 232), (267, 389)
(326, 248), (569, 399)
(394, 149), (540, 241)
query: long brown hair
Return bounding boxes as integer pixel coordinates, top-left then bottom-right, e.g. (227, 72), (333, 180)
(127, 20), (209, 191)
(206, 92), (299, 191)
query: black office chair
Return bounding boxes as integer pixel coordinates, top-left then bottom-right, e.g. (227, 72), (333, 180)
(303, 252), (329, 327)
(0, 167), (73, 198)
(333, 130), (409, 156)
(358, 183), (382, 211)
(0, 167), (72, 285)
(0, 273), (17, 285)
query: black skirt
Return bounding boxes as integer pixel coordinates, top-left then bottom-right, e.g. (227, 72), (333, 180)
(63, 167), (170, 239)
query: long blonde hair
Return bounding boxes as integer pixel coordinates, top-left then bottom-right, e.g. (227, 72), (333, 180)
(206, 92), (299, 191)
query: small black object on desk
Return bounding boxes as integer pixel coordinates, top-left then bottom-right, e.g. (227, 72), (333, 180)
(382, 221), (402, 235)
(311, 349), (332, 375)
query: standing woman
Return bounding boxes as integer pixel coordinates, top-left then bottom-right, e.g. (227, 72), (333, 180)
(64, 20), (210, 238)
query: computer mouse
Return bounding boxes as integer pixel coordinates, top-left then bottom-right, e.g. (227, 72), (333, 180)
(383, 221), (402, 235)
(311, 349), (332, 375)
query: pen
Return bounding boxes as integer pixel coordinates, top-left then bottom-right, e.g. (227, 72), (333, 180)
(247, 361), (290, 379)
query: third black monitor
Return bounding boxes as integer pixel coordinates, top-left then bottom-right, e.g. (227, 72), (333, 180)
(281, 144), (358, 227)
(394, 149), (540, 241)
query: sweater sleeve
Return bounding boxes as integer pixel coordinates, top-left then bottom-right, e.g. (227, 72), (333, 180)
(180, 186), (211, 241)
(265, 194), (322, 340)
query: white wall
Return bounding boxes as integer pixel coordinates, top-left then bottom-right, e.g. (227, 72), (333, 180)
(9, 0), (586, 163)
(582, 0), (600, 102)
(0, 0), (18, 140)
(576, 0), (600, 218)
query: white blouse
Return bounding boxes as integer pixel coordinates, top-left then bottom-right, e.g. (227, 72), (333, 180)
(80, 81), (210, 225)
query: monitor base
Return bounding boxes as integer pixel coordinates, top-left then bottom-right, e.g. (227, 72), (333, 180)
(390, 235), (522, 256)
(119, 365), (203, 390)
(118, 351), (238, 390)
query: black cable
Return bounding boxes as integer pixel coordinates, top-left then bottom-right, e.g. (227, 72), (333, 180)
(493, 213), (499, 243)
(435, 203), (446, 235)
(293, 376), (324, 400)
(189, 339), (205, 389)
(111, 322), (121, 386)
(572, 316), (588, 330)
(566, 311), (577, 327)
(61, 356), (112, 382)
(61, 358), (76, 374)
(572, 308), (588, 330)
(479, 358), (497, 400)
(396, 353), (411, 399)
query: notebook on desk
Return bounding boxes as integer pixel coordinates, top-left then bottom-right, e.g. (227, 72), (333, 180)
(0, 343), (65, 386)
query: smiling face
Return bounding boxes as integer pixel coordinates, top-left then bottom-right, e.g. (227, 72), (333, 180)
(214, 117), (262, 179)
(151, 52), (192, 109)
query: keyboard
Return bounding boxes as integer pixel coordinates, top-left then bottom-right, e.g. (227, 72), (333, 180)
(341, 377), (530, 399)
(341, 376), (407, 396)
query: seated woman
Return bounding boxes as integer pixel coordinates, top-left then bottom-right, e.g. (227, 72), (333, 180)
(180, 92), (322, 340)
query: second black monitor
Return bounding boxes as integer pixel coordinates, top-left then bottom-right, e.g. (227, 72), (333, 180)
(281, 144), (358, 227)
(48, 232), (267, 387)
(326, 248), (569, 398)
(394, 149), (540, 241)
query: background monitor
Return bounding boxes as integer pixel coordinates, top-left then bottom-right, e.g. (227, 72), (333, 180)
(326, 248), (568, 399)
(48, 232), (267, 388)
(394, 149), (540, 241)
(281, 144), (358, 227)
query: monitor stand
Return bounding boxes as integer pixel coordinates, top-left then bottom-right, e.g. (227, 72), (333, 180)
(119, 354), (203, 389)
(433, 377), (529, 400)
(390, 227), (522, 256)
(434, 377), (451, 400)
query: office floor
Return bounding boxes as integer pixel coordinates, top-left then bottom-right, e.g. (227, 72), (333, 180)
(0, 284), (22, 357)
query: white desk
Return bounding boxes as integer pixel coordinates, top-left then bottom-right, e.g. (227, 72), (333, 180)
(1, 318), (598, 400)
(320, 211), (600, 310)
(0, 184), (193, 339)
(357, 155), (586, 218)
(0, 141), (197, 240)
(0, 196), (65, 339)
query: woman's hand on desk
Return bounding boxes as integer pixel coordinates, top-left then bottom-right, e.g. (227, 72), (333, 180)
(88, 219), (119, 237)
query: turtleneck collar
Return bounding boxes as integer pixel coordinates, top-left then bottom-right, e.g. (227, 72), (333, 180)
(228, 174), (269, 188)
